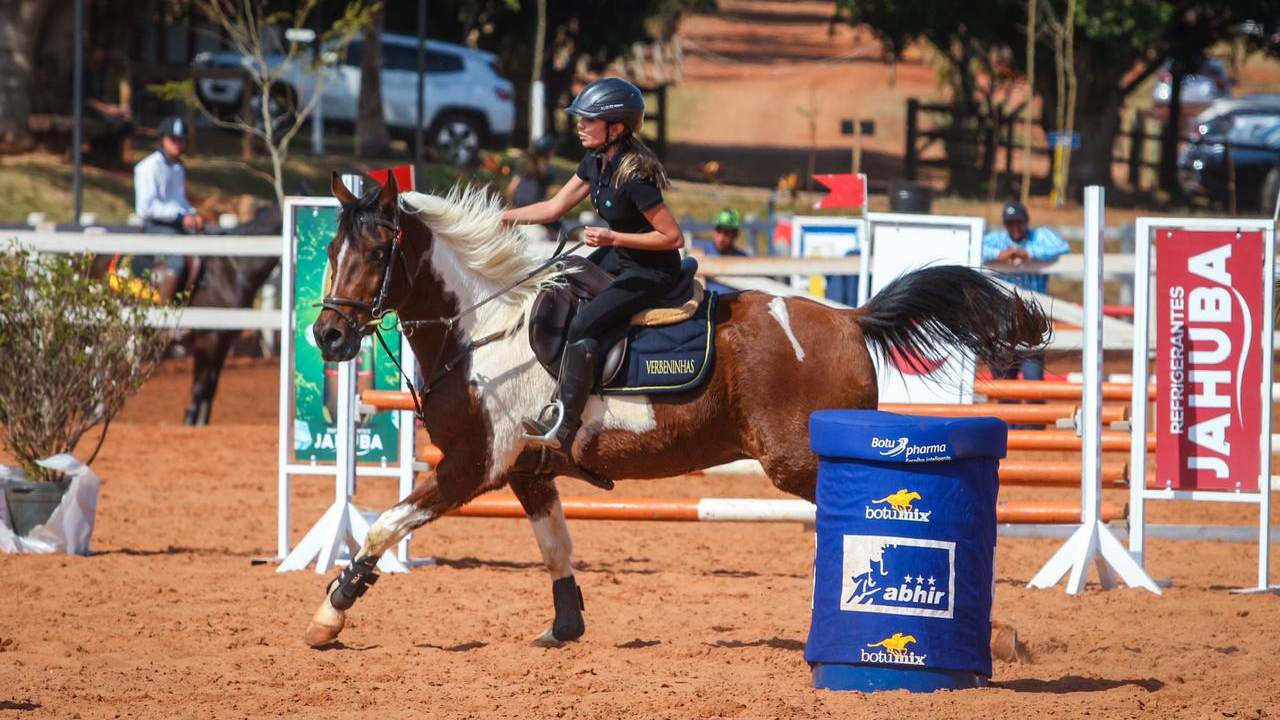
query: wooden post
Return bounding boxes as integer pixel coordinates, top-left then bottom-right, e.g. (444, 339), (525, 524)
(851, 119), (862, 175)
(655, 84), (667, 162)
(1003, 108), (1015, 174)
(1127, 112), (1143, 190)
(905, 98), (919, 181)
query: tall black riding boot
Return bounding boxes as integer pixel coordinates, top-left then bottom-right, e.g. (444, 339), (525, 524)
(521, 339), (599, 454)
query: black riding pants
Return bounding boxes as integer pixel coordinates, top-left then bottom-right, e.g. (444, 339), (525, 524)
(567, 269), (672, 345)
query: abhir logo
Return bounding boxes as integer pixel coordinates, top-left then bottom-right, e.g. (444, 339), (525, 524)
(869, 436), (951, 462)
(866, 488), (931, 522)
(840, 535), (956, 619)
(862, 632), (927, 666)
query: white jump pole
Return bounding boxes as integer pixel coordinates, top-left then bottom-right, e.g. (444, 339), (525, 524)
(1028, 185), (1160, 594)
(278, 175), (408, 575)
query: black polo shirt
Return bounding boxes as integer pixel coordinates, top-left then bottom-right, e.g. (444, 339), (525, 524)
(577, 153), (680, 275)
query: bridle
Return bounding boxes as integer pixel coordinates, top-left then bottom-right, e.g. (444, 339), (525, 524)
(316, 215), (410, 334)
(316, 206), (582, 425)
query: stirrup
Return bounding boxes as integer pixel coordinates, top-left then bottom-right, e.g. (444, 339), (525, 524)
(521, 400), (565, 447)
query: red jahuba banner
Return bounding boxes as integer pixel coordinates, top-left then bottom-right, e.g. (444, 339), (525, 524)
(1155, 229), (1265, 491)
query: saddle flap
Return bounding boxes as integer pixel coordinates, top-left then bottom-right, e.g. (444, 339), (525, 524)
(529, 285), (574, 368)
(561, 255), (615, 298)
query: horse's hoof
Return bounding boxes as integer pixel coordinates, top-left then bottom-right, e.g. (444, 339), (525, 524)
(530, 627), (568, 648)
(304, 602), (346, 647)
(304, 621), (343, 647)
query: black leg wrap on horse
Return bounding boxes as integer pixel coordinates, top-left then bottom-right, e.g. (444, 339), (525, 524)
(326, 555), (380, 611)
(551, 575), (586, 642)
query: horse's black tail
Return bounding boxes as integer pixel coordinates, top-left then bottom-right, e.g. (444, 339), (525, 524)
(855, 265), (1052, 374)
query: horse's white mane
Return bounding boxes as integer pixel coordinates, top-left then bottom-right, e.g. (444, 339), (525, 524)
(398, 186), (560, 313)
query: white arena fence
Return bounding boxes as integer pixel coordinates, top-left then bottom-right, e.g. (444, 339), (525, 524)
(4, 230), (281, 330)
(7, 227), (1278, 354)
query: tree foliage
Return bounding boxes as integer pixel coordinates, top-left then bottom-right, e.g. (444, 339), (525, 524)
(381, 0), (701, 140)
(159, 0), (375, 208)
(833, 0), (1280, 194)
(0, 247), (175, 481)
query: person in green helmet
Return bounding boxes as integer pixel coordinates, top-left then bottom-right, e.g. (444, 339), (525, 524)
(694, 208), (747, 257)
(689, 208), (746, 295)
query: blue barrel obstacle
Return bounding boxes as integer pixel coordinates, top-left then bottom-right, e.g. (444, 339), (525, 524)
(805, 410), (1008, 692)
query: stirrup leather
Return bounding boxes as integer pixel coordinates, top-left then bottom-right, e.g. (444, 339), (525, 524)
(521, 399), (566, 446)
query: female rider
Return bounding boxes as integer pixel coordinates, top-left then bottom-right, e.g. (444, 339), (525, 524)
(501, 77), (683, 455)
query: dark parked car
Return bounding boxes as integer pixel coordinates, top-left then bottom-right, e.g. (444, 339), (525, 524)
(1177, 96), (1280, 210)
(1152, 57), (1232, 107)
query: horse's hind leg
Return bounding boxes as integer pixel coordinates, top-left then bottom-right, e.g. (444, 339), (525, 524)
(303, 474), (443, 648)
(509, 472), (585, 647)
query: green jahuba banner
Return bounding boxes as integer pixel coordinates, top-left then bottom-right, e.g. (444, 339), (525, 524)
(289, 203), (402, 464)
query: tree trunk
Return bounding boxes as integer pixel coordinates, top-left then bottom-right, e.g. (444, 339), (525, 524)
(942, 43), (984, 197)
(1041, 46), (1127, 194)
(0, 0), (51, 148)
(1158, 67), (1185, 198)
(1067, 103), (1123, 192)
(355, 5), (389, 159)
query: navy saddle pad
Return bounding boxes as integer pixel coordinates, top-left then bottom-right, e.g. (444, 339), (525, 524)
(602, 291), (718, 395)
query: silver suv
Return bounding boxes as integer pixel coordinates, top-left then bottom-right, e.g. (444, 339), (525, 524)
(193, 34), (514, 165)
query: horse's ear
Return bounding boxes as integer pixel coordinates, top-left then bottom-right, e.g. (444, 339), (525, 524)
(331, 172), (357, 206)
(377, 171), (399, 208)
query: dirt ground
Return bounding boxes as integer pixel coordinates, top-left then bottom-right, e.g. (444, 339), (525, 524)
(1, 355), (1278, 720)
(4, 5), (1280, 716)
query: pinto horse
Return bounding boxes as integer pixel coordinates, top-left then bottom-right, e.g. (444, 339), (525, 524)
(303, 172), (1050, 648)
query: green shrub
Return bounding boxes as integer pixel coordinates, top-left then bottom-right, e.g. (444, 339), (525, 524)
(0, 245), (175, 481)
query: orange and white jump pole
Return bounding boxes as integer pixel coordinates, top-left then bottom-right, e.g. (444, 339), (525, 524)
(450, 494), (1126, 525)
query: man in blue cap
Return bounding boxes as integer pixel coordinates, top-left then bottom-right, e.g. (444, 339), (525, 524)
(982, 201), (1069, 385)
(134, 116), (204, 300)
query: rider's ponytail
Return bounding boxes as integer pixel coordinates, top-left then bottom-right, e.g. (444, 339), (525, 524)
(612, 135), (670, 190)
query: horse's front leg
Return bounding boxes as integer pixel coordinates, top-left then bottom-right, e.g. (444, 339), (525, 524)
(303, 472), (444, 648)
(509, 472), (585, 647)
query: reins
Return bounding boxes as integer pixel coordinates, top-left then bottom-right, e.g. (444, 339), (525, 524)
(318, 208), (583, 428)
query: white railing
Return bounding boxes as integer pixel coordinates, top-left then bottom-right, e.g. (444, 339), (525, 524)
(4, 231), (281, 330)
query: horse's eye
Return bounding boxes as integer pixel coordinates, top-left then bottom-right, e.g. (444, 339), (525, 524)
(369, 247), (387, 263)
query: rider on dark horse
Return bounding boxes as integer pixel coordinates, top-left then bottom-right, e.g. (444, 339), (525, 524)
(501, 78), (684, 455)
(134, 115), (205, 303)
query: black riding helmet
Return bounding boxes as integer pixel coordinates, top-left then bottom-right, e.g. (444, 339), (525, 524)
(565, 78), (645, 133)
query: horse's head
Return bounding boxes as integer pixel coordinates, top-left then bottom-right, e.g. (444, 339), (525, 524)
(313, 171), (422, 361)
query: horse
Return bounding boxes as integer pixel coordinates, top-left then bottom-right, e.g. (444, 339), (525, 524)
(91, 204), (281, 425)
(180, 203), (281, 425)
(302, 171), (1051, 648)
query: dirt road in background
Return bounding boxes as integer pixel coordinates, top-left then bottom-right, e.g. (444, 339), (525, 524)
(667, 0), (937, 189)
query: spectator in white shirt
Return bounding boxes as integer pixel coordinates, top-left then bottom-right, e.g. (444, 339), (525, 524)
(133, 116), (204, 300)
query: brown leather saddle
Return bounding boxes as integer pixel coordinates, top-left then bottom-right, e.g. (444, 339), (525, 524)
(528, 256), (704, 385)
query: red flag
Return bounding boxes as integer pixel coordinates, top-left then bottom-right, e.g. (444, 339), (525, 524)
(813, 173), (867, 210)
(369, 164), (416, 192)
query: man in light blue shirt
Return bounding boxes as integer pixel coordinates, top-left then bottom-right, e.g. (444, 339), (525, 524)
(982, 202), (1070, 385)
(134, 116), (204, 299)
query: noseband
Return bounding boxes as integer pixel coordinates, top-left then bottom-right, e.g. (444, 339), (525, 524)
(317, 216), (412, 335)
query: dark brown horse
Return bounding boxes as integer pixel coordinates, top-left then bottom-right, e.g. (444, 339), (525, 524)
(91, 205), (281, 425)
(303, 172), (1050, 648)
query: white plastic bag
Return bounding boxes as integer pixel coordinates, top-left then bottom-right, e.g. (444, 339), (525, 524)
(0, 454), (100, 555)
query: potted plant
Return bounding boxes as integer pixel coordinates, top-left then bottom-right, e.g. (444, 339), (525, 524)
(0, 244), (173, 549)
